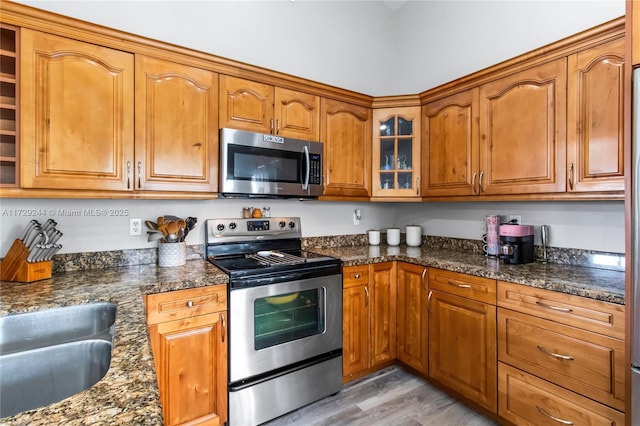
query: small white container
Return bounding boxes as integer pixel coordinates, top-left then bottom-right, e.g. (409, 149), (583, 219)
(368, 230), (381, 246)
(406, 225), (422, 247)
(387, 228), (400, 246)
(158, 242), (186, 267)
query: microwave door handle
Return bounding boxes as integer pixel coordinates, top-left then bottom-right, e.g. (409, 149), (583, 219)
(302, 145), (310, 191)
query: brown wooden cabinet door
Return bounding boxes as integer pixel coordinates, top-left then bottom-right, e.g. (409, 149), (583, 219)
(369, 262), (396, 367)
(429, 289), (497, 411)
(150, 312), (227, 426)
(342, 284), (369, 381)
(219, 75), (273, 134)
(20, 29), (134, 190)
(274, 87), (320, 140)
(567, 38), (625, 192)
(320, 98), (371, 198)
(135, 55), (218, 192)
(396, 263), (428, 374)
(479, 58), (567, 195)
(422, 89), (480, 197)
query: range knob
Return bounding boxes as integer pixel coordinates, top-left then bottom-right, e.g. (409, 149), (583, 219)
(229, 222), (237, 230)
(288, 221), (296, 229)
(216, 223), (225, 232)
(278, 221), (286, 228)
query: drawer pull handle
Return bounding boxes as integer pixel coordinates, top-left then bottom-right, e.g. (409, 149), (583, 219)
(186, 300), (194, 308)
(536, 406), (574, 425)
(221, 314), (226, 343)
(535, 301), (573, 313)
(537, 345), (574, 361)
(447, 279), (472, 289)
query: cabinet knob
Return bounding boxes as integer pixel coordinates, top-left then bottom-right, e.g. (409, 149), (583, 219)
(354, 273), (360, 279)
(186, 300), (194, 308)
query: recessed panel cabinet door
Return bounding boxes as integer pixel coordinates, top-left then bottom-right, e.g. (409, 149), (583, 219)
(369, 262), (396, 366)
(20, 29), (134, 190)
(342, 285), (369, 381)
(219, 75), (273, 134)
(274, 87), (320, 140)
(397, 263), (428, 373)
(321, 98), (371, 198)
(135, 56), (218, 192)
(479, 58), (567, 195)
(566, 37), (625, 192)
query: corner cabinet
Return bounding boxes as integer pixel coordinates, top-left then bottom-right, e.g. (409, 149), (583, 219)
(20, 28), (134, 191)
(372, 107), (421, 200)
(342, 262), (396, 382)
(396, 262), (428, 374)
(146, 285), (228, 426)
(219, 74), (320, 140)
(135, 55), (218, 192)
(321, 98), (372, 199)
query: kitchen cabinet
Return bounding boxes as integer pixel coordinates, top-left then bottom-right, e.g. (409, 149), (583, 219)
(478, 58), (567, 195)
(497, 280), (626, 419)
(20, 28), (134, 191)
(428, 268), (497, 412)
(219, 74), (320, 140)
(342, 262), (396, 382)
(396, 262), (428, 374)
(566, 37), (625, 193)
(146, 285), (228, 426)
(632, 0), (640, 67)
(0, 24), (18, 187)
(321, 98), (372, 199)
(422, 89), (479, 197)
(371, 106), (421, 200)
(135, 55), (218, 192)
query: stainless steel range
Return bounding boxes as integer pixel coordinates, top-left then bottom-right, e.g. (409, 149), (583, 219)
(205, 217), (343, 426)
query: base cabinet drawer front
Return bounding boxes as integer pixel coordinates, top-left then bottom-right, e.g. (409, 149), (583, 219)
(497, 281), (625, 339)
(429, 268), (496, 304)
(146, 285), (227, 324)
(498, 363), (624, 426)
(343, 265), (370, 288)
(498, 308), (625, 411)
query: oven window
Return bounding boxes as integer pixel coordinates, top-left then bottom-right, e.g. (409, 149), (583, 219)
(254, 289), (324, 350)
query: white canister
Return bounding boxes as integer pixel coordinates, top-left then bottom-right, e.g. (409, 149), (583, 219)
(158, 242), (186, 267)
(368, 230), (381, 246)
(387, 228), (400, 246)
(406, 225), (422, 247)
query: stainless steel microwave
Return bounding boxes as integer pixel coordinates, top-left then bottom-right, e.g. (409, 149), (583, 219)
(219, 128), (323, 198)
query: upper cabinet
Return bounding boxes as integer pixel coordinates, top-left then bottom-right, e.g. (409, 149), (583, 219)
(219, 75), (320, 140)
(0, 24), (18, 188)
(478, 58), (567, 195)
(135, 55), (218, 193)
(632, 1), (640, 66)
(320, 98), (372, 199)
(372, 106), (421, 200)
(566, 37), (625, 192)
(20, 28), (135, 191)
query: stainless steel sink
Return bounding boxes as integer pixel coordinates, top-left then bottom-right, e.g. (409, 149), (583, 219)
(0, 302), (116, 354)
(0, 303), (117, 418)
(0, 339), (113, 418)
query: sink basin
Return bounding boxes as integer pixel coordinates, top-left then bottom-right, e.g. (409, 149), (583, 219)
(0, 339), (113, 418)
(0, 303), (117, 418)
(0, 302), (116, 354)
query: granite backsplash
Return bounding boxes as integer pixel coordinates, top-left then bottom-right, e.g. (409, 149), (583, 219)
(47, 233), (624, 274)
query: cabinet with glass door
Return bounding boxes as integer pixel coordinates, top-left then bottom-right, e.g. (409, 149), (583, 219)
(372, 106), (420, 199)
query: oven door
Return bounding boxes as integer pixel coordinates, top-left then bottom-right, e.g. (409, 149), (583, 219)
(220, 128), (322, 197)
(229, 273), (342, 383)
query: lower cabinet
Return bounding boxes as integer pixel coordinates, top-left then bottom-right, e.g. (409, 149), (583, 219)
(427, 268), (497, 412)
(396, 262), (428, 374)
(342, 262), (396, 382)
(145, 285), (228, 426)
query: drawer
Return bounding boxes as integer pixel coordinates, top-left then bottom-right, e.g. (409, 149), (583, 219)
(498, 362), (624, 425)
(429, 268), (496, 304)
(498, 308), (625, 411)
(497, 281), (625, 339)
(146, 285), (227, 325)
(343, 265), (369, 288)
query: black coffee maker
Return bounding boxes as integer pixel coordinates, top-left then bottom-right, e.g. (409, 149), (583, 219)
(498, 224), (534, 264)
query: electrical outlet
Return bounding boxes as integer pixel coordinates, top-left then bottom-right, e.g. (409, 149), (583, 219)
(353, 209), (361, 225)
(129, 218), (142, 236)
(507, 215), (522, 224)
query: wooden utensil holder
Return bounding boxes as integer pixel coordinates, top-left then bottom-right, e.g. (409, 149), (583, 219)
(0, 239), (52, 283)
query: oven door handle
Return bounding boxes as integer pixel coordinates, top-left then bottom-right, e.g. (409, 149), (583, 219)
(301, 145), (310, 191)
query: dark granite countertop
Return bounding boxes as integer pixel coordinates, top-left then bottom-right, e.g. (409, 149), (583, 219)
(0, 243), (624, 424)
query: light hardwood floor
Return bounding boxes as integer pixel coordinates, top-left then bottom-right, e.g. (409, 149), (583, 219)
(264, 365), (499, 426)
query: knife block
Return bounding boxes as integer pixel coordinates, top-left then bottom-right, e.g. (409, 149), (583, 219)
(0, 239), (52, 283)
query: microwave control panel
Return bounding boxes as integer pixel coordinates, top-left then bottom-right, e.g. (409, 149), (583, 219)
(309, 154), (321, 185)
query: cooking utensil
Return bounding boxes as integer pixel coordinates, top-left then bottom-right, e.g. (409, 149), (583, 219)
(145, 220), (158, 231)
(27, 243), (46, 262)
(24, 226), (42, 249)
(20, 220), (39, 241)
(41, 219), (57, 233)
(147, 230), (165, 242)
